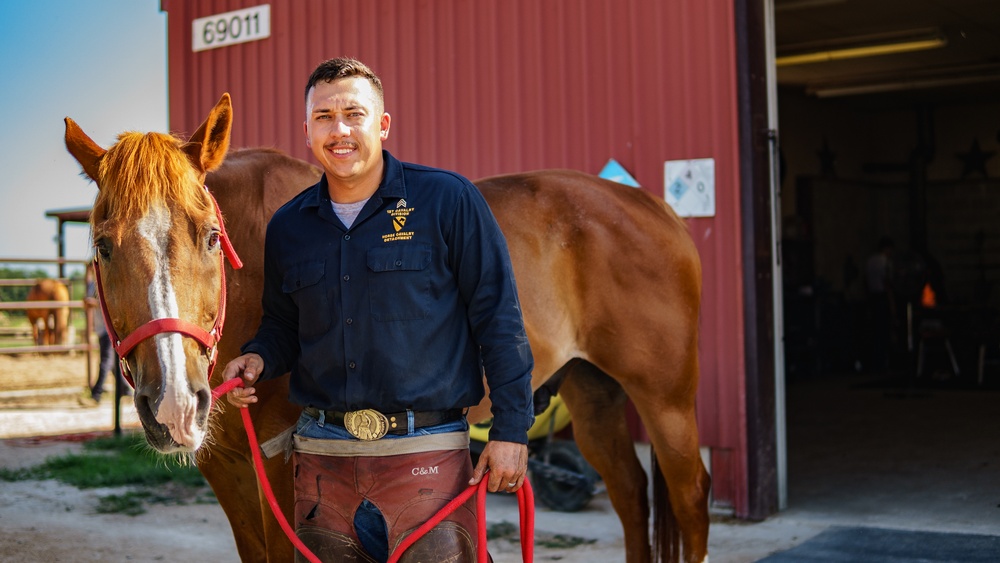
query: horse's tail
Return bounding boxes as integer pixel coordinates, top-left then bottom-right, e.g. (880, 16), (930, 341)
(651, 445), (680, 563)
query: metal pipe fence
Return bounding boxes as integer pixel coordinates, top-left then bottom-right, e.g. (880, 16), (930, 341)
(0, 258), (94, 387)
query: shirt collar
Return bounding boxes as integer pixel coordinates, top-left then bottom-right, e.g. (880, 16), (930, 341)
(301, 150), (406, 211)
(379, 150), (406, 199)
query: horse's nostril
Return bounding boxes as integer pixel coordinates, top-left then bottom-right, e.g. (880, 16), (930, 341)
(135, 392), (160, 422)
(195, 388), (212, 426)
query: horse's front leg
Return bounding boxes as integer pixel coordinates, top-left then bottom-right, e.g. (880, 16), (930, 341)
(258, 446), (296, 561)
(198, 440), (276, 561)
(199, 401), (295, 563)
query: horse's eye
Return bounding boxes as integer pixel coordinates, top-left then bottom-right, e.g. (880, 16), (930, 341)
(95, 240), (111, 260)
(208, 231), (221, 249)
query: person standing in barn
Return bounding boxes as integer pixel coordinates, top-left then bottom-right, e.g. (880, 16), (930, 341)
(865, 236), (896, 373)
(221, 57), (534, 562)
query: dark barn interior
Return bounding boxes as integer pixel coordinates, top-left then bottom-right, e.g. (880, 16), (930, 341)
(774, 0), (1000, 526)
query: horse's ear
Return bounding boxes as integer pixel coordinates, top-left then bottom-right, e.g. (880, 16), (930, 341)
(64, 117), (106, 183)
(183, 93), (233, 174)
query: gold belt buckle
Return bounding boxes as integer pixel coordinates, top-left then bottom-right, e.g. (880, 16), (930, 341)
(343, 409), (390, 440)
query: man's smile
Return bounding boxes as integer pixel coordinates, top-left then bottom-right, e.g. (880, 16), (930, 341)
(327, 142), (356, 155)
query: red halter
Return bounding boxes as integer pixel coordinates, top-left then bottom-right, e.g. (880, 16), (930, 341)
(93, 187), (243, 387)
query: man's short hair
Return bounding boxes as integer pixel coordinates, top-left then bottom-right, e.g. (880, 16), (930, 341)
(305, 57), (384, 106)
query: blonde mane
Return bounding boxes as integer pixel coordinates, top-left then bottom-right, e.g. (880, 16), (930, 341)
(92, 131), (213, 231)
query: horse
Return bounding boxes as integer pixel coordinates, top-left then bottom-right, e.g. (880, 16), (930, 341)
(64, 93), (710, 563)
(25, 279), (70, 346)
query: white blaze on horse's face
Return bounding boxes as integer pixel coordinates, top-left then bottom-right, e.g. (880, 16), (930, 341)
(137, 201), (206, 451)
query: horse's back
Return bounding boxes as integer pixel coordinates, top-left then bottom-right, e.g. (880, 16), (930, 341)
(26, 278), (69, 299)
(208, 148), (322, 227)
(477, 169), (700, 318)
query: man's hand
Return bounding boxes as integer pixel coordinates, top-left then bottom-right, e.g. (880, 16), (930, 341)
(221, 353), (264, 408)
(469, 440), (528, 493)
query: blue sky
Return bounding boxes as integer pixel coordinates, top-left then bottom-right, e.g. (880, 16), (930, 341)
(0, 0), (166, 273)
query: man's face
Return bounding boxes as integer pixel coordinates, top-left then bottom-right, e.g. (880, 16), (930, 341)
(303, 76), (390, 189)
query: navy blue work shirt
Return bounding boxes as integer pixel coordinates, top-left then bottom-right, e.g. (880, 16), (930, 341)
(242, 151), (535, 444)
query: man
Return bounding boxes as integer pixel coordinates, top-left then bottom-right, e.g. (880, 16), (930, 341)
(79, 262), (129, 407)
(865, 236), (895, 373)
(222, 57), (534, 562)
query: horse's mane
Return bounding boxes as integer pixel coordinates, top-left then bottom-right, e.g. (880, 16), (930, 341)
(93, 131), (213, 229)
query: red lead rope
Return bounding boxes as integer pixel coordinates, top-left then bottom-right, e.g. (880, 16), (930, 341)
(211, 378), (535, 563)
(211, 378), (317, 561)
(387, 469), (535, 563)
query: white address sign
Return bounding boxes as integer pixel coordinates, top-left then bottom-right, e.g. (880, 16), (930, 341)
(192, 5), (271, 52)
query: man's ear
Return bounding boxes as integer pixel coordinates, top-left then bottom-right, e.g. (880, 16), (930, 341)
(380, 113), (391, 140)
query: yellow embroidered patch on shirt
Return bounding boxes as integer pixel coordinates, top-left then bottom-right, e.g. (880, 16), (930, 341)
(383, 204), (415, 242)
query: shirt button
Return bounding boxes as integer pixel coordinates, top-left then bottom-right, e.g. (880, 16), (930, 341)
(394, 260), (402, 267)
(343, 274), (350, 282)
(346, 318), (353, 325)
(344, 234), (351, 240)
(348, 362), (356, 369)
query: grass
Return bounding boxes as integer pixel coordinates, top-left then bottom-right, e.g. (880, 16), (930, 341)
(96, 490), (154, 516)
(487, 521), (596, 549)
(0, 431), (214, 515)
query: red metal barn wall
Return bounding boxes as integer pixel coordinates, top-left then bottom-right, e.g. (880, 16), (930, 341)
(162, 0), (749, 514)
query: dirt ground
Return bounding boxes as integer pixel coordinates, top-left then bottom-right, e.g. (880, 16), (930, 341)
(0, 353), (809, 562)
(0, 353), (93, 393)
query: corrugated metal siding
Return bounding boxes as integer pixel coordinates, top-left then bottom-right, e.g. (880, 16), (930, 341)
(162, 0), (749, 514)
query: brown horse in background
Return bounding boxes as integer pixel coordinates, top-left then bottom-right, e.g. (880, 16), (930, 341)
(65, 94), (709, 563)
(26, 279), (70, 346)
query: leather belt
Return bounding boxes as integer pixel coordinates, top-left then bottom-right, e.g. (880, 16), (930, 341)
(303, 407), (464, 440)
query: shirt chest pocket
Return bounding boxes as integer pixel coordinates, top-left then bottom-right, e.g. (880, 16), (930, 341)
(367, 244), (432, 321)
(281, 260), (331, 336)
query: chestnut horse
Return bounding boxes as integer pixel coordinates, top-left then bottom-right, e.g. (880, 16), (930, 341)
(64, 94), (709, 563)
(26, 279), (70, 346)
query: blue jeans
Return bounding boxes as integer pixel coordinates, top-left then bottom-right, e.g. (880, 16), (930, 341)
(295, 410), (469, 562)
(90, 333), (129, 401)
